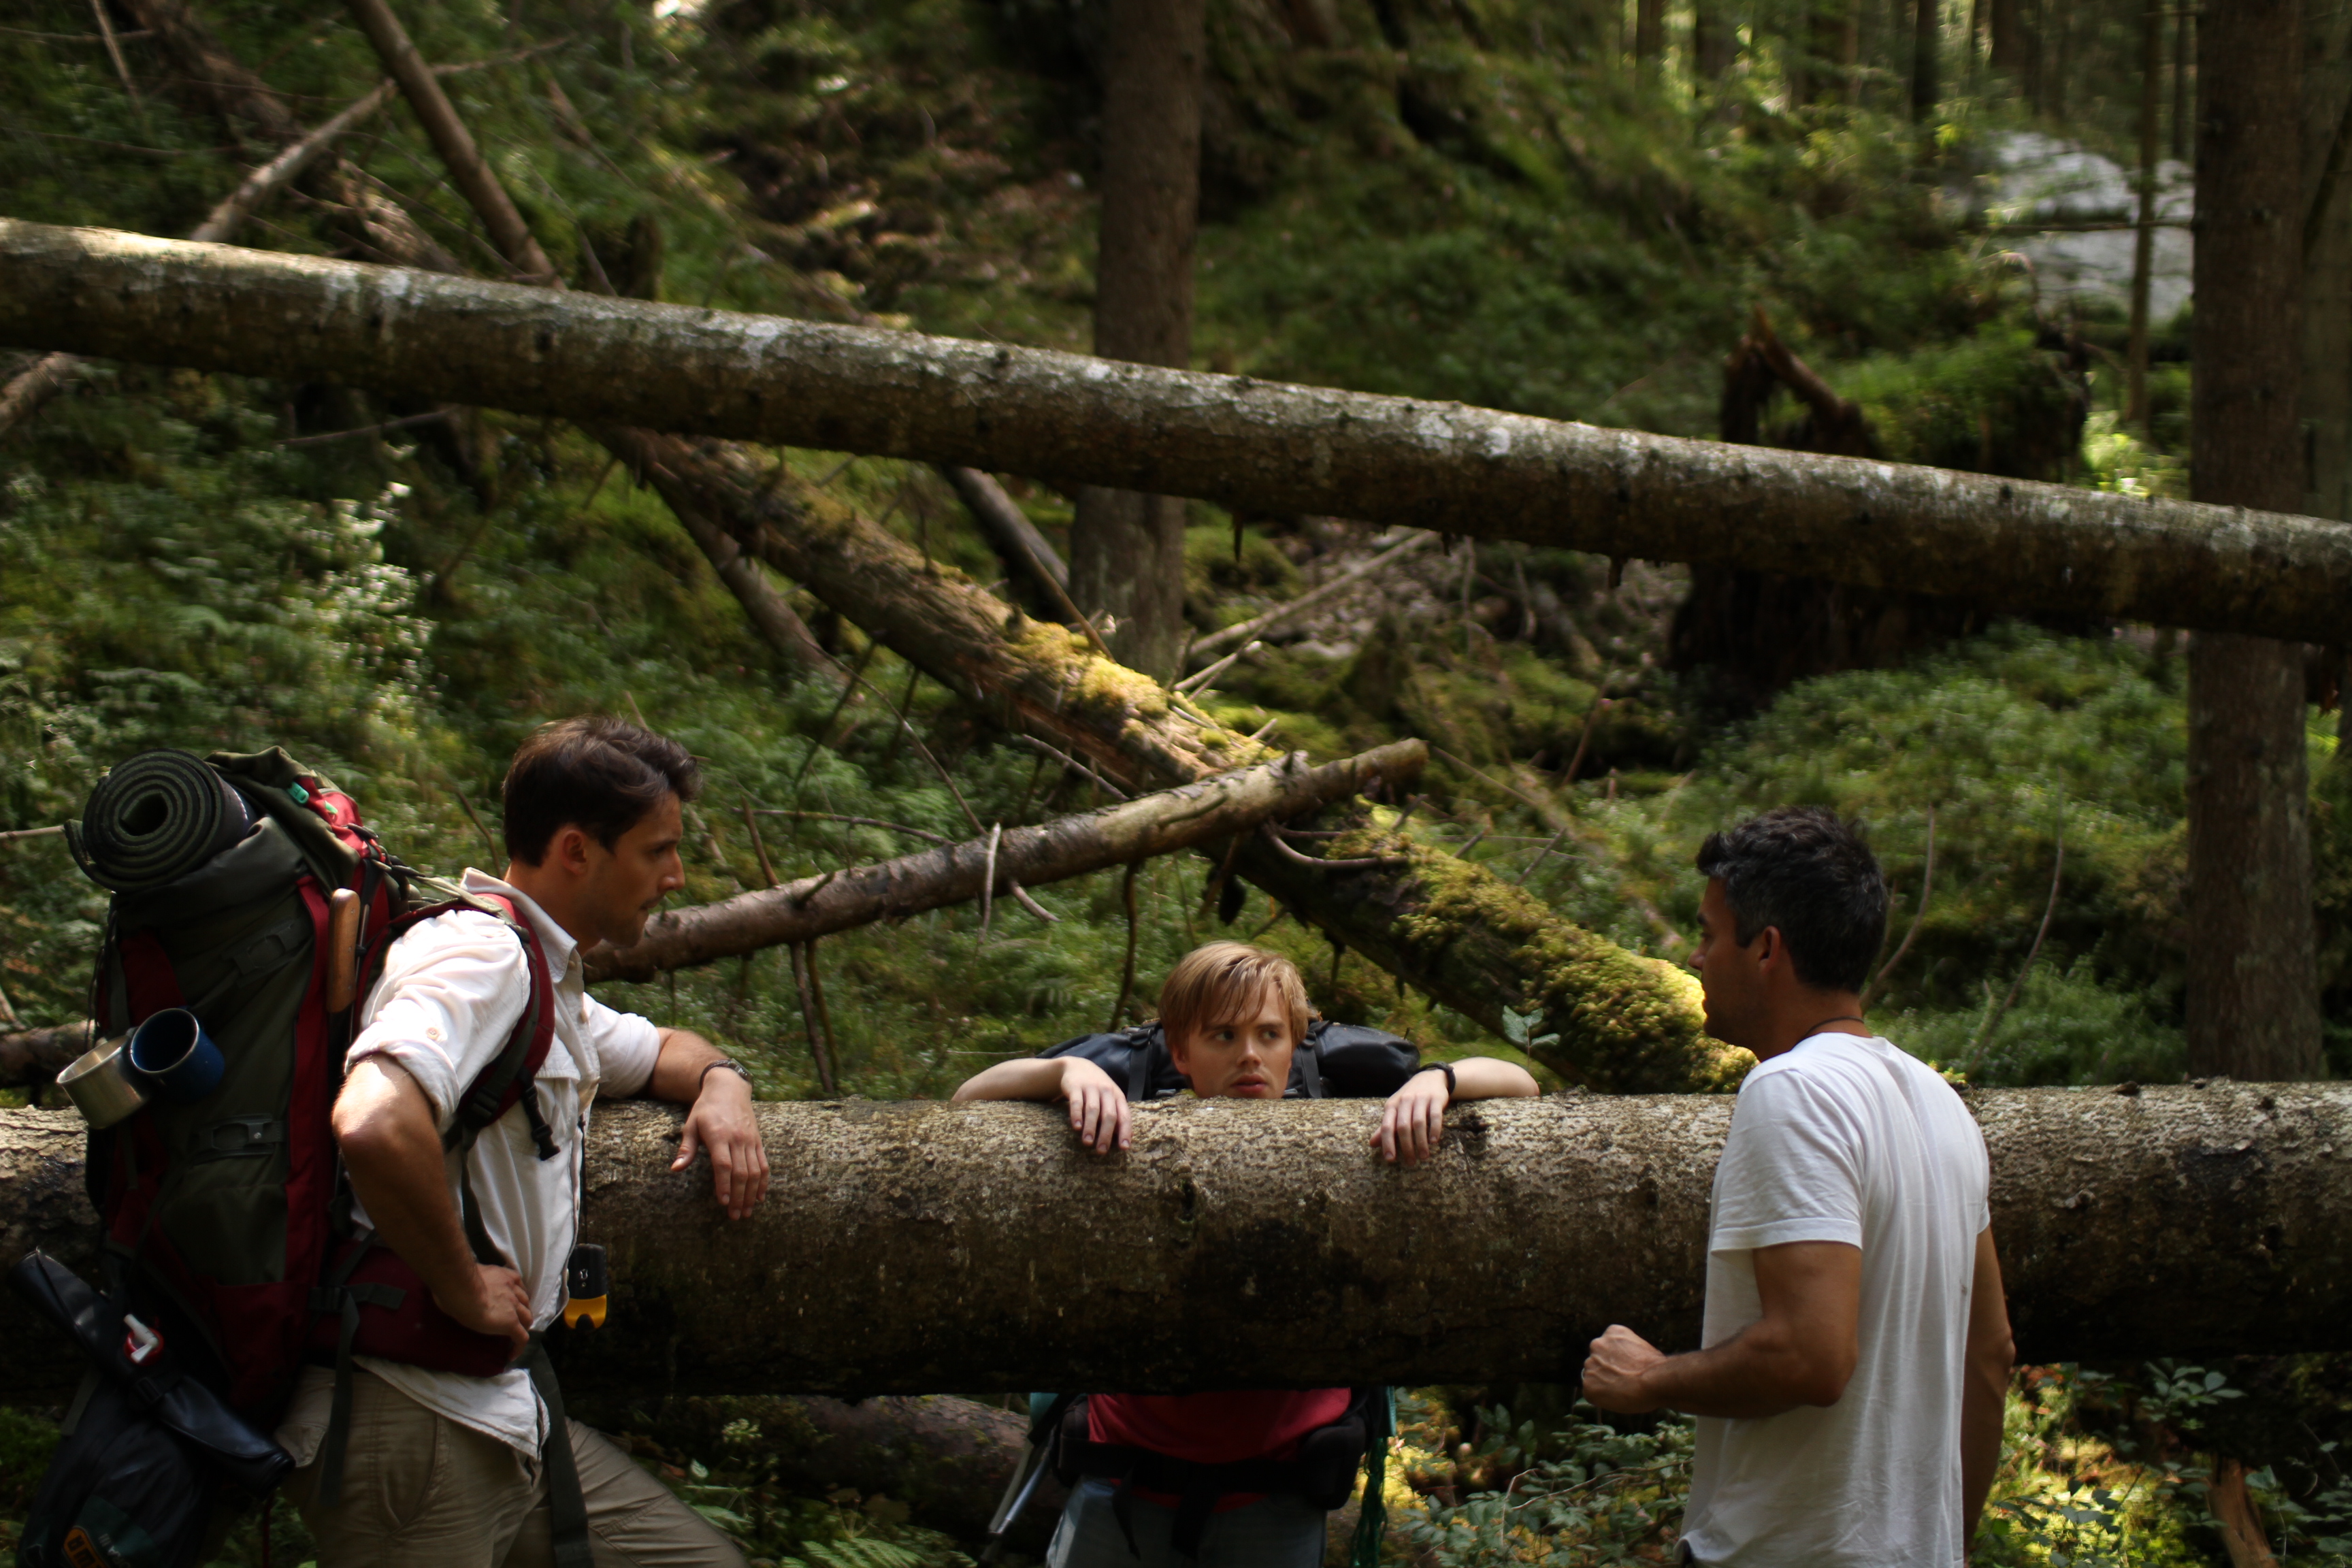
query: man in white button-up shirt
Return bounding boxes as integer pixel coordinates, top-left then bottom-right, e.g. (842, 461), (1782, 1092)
(278, 718), (768, 1568)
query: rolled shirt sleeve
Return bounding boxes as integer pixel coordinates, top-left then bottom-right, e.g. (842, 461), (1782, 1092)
(584, 992), (663, 1100)
(347, 911), (531, 1130)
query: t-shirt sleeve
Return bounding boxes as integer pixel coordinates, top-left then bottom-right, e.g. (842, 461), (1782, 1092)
(585, 994), (664, 1100)
(1709, 1066), (1867, 1254)
(347, 912), (530, 1132)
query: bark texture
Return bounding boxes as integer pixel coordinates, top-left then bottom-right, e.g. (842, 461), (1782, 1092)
(589, 742), (1427, 981)
(1066, 0), (1204, 681)
(0, 1023), (95, 1089)
(5, 222), (2349, 644)
(0, 78), (393, 440)
(624, 1394), (1064, 1550)
(7, 1083), (2352, 1401)
(2187, 0), (2323, 1082)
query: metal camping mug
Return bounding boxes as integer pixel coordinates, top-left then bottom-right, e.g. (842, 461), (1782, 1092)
(126, 1008), (226, 1104)
(57, 1035), (148, 1130)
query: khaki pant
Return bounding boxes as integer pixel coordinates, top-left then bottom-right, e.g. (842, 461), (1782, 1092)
(283, 1369), (745, 1568)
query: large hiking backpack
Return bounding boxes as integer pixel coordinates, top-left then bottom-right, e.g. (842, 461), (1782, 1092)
(63, 747), (555, 1424)
(1041, 1019), (1421, 1102)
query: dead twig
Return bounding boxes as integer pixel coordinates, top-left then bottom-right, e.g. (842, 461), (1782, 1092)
(1861, 806), (1936, 1010)
(1109, 860), (1141, 1030)
(1514, 823), (1574, 886)
(788, 941), (838, 1095)
(0, 825), (66, 846)
(753, 809), (951, 846)
(1972, 806), (2064, 1067)
(446, 778), (500, 865)
(1013, 734), (1131, 802)
(978, 821), (1002, 945)
(1256, 821), (1401, 871)
(740, 799), (779, 888)
(1188, 529), (1439, 666)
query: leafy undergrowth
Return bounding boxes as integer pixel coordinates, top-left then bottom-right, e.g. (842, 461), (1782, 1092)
(1372, 1368), (2352, 1568)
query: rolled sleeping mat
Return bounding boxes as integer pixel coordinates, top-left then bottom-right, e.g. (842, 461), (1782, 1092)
(66, 749), (256, 892)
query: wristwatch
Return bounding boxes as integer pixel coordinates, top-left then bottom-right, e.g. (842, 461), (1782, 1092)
(699, 1057), (755, 1094)
(1414, 1061), (1457, 1102)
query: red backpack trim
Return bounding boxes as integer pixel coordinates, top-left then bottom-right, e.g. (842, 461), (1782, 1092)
(308, 893), (559, 1381)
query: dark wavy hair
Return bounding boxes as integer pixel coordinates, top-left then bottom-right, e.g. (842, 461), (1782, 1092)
(1695, 806), (1888, 993)
(502, 717), (701, 866)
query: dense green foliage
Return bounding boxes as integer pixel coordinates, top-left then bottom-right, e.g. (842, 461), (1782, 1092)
(4, 0), (2349, 1562)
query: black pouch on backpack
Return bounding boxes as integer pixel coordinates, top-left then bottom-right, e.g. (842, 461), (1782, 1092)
(10, 1252), (291, 1568)
(1288, 1395), (1374, 1510)
(18, 1382), (217, 1568)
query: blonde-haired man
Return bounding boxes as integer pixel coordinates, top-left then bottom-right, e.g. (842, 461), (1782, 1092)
(954, 941), (1536, 1567)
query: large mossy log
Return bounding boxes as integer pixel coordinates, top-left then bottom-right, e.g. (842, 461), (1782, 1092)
(6, 1083), (2351, 1401)
(3, 221), (2350, 643)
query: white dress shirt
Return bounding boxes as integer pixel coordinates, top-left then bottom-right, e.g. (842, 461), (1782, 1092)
(277, 868), (662, 1463)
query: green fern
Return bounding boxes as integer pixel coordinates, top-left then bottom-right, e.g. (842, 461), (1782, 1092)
(774, 1537), (973, 1568)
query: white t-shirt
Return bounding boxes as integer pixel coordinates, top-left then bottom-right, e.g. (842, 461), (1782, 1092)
(1678, 1032), (1991, 1568)
(276, 869), (663, 1463)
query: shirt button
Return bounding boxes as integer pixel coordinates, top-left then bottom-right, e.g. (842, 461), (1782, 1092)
(425, 1026), (444, 1041)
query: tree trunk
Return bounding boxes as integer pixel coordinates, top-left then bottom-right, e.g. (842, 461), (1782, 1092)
(1635, 0), (1666, 79)
(1691, 0), (1735, 82)
(2175, 5), (2194, 162)
(2127, 0), (2161, 429)
(941, 465), (1068, 612)
(2304, 0), (2352, 526)
(621, 1394), (1064, 1552)
(1989, 0), (2024, 76)
(588, 742), (1426, 981)
(1066, 0), (1202, 682)
(339, 0), (553, 282)
(2187, 0), (2322, 1083)
(1674, 315), (2019, 703)
(10, 223), (2352, 648)
(7, 1083), (2352, 1402)
(0, 77), (397, 440)
(0, 1023), (95, 1091)
(1912, 0), (1939, 119)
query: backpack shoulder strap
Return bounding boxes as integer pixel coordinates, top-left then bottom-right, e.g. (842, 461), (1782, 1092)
(1294, 1020), (1328, 1100)
(1124, 1025), (1159, 1103)
(353, 894), (559, 1160)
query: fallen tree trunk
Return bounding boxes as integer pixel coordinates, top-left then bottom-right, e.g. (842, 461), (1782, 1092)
(6, 1082), (2349, 1401)
(621, 1393), (1064, 1550)
(0, 82), (395, 440)
(5, 223), (2350, 643)
(0, 1023), (95, 1090)
(591, 742), (1425, 981)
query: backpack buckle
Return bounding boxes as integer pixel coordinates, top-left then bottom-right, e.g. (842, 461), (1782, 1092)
(189, 1116), (287, 1162)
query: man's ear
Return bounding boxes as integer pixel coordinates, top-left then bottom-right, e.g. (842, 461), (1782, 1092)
(1164, 1032), (1191, 1074)
(553, 824), (593, 875)
(1751, 925), (1786, 974)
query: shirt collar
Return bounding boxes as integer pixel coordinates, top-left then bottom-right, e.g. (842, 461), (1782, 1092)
(459, 867), (581, 985)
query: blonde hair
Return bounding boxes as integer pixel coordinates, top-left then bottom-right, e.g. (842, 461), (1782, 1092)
(1158, 942), (1312, 1046)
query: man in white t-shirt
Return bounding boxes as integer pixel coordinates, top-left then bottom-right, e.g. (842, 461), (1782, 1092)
(1582, 807), (2014, 1567)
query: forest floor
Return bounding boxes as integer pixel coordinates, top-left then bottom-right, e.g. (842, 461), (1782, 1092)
(3, 0), (2351, 1562)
